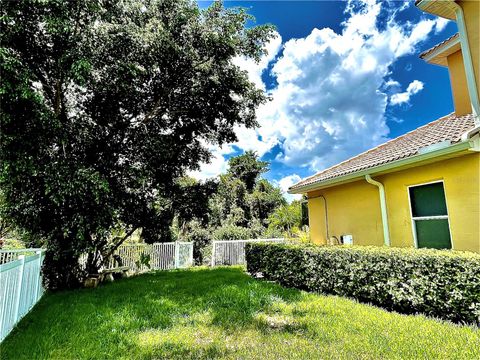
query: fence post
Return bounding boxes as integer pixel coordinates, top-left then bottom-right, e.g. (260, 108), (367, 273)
(13, 255), (26, 322)
(174, 242), (179, 269)
(34, 251), (43, 301)
(189, 243), (194, 267)
(211, 241), (216, 267)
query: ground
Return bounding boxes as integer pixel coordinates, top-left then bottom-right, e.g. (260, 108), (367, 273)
(2, 267), (479, 359)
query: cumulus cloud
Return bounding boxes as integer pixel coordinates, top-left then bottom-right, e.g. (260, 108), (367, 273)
(188, 144), (235, 181)
(276, 174), (303, 202)
(384, 79), (401, 88)
(390, 80), (425, 105)
(232, 33), (282, 91)
(192, 0), (447, 181)
(248, 0), (446, 171)
(434, 17), (450, 34)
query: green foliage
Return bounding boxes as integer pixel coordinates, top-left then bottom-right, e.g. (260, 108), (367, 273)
(2, 268), (479, 359)
(172, 177), (218, 232)
(203, 152), (285, 239)
(227, 151), (268, 191)
(0, 238), (26, 249)
(267, 201), (303, 236)
(183, 222), (211, 265)
(288, 227), (311, 243)
(247, 179), (286, 225)
(246, 243), (480, 324)
(135, 253), (151, 270)
(0, 0), (275, 289)
(213, 224), (253, 240)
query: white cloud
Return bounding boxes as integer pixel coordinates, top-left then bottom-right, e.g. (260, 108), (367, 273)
(385, 79), (401, 88)
(188, 144), (235, 181)
(232, 33), (282, 91)
(192, 0), (446, 181)
(434, 17), (450, 34)
(241, 0), (445, 172)
(390, 80), (424, 105)
(276, 174), (303, 203)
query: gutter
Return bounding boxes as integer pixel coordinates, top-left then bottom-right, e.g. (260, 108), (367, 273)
(365, 175), (390, 247)
(421, 34), (460, 66)
(417, 0), (480, 122)
(289, 139), (473, 194)
(452, 2), (480, 122)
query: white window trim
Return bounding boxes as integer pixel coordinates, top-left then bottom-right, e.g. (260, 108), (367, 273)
(407, 180), (454, 249)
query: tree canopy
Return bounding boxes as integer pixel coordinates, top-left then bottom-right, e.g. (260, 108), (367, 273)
(227, 150), (268, 191)
(0, 0), (275, 289)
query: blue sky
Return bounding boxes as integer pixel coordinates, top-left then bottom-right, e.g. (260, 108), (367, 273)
(193, 0), (458, 200)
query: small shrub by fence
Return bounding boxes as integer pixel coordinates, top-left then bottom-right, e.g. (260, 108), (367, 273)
(0, 249), (46, 342)
(245, 243), (480, 325)
(211, 238), (285, 266)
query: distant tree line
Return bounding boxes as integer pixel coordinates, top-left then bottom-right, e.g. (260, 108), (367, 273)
(168, 151), (309, 264)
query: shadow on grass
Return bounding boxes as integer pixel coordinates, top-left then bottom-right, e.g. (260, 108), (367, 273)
(1, 267), (305, 359)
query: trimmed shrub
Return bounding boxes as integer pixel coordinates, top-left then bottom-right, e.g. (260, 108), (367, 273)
(246, 243), (480, 324)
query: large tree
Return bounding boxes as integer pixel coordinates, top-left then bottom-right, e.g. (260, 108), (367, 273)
(227, 150), (268, 191)
(0, 0), (274, 289)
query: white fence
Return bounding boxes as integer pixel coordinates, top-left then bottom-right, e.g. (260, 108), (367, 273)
(0, 248), (44, 265)
(105, 242), (194, 272)
(211, 238), (285, 266)
(0, 249), (45, 342)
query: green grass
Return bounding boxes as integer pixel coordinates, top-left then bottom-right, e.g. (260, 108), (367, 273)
(2, 267), (479, 359)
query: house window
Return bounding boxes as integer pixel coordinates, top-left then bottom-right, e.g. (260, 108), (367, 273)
(408, 182), (452, 249)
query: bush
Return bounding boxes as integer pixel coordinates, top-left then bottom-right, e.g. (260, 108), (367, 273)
(184, 225), (212, 266)
(213, 225), (253, 240)
(245, 243), (480, 324)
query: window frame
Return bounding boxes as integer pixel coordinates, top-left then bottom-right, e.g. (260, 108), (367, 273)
(406, 180), (454, 249)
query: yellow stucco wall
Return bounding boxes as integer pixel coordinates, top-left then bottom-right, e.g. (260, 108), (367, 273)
(307, 181), (384, 246)
(459, 0), (479, 94)
(307, 153), (480, 252)
(447, 50), (472, 116)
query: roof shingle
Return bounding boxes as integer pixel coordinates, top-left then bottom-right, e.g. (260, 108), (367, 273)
(290, 113), (476, 191)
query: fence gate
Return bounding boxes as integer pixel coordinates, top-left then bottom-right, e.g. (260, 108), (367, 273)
(211, 238), (285, 266)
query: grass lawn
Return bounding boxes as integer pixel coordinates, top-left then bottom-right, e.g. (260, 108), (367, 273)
(2, 267), (479, 359)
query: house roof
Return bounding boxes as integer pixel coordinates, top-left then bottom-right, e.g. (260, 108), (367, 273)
(415, 0), (457, 20)
(289, 113), (476, 193)
(420, 33), (459, 58)
(419, 33), (460, 67)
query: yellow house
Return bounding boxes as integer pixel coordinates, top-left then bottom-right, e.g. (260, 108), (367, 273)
(289, 0), (480, 253)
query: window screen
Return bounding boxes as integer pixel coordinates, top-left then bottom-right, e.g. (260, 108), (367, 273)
(409, 182), (451, 250)
(414, 219), (451, 249)
(409, 182), (448, 217)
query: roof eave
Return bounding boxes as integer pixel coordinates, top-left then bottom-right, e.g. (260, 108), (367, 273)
(420, 35), (460, 67)
(288, 140), (474, 194)
(415, 0), (457, 20)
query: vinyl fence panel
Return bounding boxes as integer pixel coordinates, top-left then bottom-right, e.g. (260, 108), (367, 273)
(0, 250), (45, 342)
(105, 242), (193, 272)
(211, 238), (285, 266)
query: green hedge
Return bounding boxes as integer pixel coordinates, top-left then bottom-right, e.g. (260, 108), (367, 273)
(245, 243), (480, 324)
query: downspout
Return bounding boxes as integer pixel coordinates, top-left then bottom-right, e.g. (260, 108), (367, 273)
(365, 175), (390, 246)
(318, 195), (330, 241)
(452, 2), (480, 123)
(307, 194), (330, 242)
